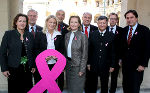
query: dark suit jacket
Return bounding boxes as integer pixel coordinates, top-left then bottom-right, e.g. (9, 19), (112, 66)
(59, 22), (69, 36)
(108, 26), (123, 66)
(34, 32), (65, 59)
(82, 24), (98, 38)
(121, 24), (150, 70)
(0, 30), (34, 72)
(88, 29), (115, 73)
(35, 25), (43, 32)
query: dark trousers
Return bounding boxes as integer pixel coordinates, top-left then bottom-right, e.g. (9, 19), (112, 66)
(109, 65), (120, 93)
(8, 64), (33, 93)
(85, 70), (109, 93)
(123, 69), (144, 93)
(84, 68), (93, 93)
(44, 64), (64, 93)
(33, 68), (41, 84)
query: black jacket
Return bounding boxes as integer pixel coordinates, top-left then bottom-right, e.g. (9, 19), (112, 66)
(88, 29), (115, 73)
(0, 30), (34, 72)
(33, 32), (65, 59)
(121, 24), (150, 70)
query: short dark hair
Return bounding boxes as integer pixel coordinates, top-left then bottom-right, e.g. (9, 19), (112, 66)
(124, 10), (138, 18)
(13, 13), (29, 31)
(109, 13), (119, 20)
(98, 16), (108, 22)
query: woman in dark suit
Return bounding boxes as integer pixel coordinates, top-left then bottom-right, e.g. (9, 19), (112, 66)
(0, 13), (35, 93)
(34, 15), (65, 92)
(65, 16), (88, 93)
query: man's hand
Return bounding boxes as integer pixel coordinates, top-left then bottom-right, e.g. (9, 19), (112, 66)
(2, 71), (10, 78)
(137, 65), (145, 72)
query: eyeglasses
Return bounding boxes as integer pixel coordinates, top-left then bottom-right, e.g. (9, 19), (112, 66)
(109, 18), (117, 20)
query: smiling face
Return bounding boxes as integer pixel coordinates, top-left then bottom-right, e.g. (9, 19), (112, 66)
(56, 10), (65, 23)
(97, 19), (108, 32)
(69, 17), (80, 31)
(16, 16), (27, 31)
(46, 17), (57, 32)
(82, 13), (92, 26)
(27, 10), (38, 26)
(125, 13), (138, 27)
(109, 14), (118, 27)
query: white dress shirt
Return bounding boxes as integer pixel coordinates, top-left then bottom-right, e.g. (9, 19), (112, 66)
(127, 23), (138, 39)
(83, 25), (90, 37)
(67, 30), (77, 58)
(99, 29), (106, 36)
(29, 24), (36, 32)
(109, 25), (116, 34)
(46, 30), (61, 64)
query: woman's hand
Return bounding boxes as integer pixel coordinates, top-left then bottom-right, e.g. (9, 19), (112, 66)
(31, 68), (36, 73)
(79, 72), (84, 76)
(2, 71), (10, 78)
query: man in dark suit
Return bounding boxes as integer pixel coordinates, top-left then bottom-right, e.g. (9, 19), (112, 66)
(121, 10), (150, 93)
(56, 9), (69, 36)
(87, 16), (115, 93)
(108, 13), (123, 93)
(27, 9), (43, 37)
(55, 9), (68, 91)
(82, 12), (98, 38)
(27, 9), (43, 84)
(82, 12), (98, 93)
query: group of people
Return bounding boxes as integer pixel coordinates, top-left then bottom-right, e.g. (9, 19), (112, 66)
(0, 9), (149, 93)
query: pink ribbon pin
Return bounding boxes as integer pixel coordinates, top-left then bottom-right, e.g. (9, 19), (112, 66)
(28, 49), (66, 93)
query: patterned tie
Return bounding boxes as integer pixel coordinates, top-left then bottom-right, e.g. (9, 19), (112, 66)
(110, 27), (114, 33)
(85, 26), (88, 37)
(31, 27), (35, 38)
(127, 27), (133, 45)
(58, 24), (61, 32)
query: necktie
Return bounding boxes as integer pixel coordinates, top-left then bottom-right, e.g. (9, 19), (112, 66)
(58, 24), (61, 32)
(110, 27), (114, 33)
(127, 27), (133, 45)
(31, 27), (35, 38)
(100, 32), (103, 36)
(85, 26), (88, 37)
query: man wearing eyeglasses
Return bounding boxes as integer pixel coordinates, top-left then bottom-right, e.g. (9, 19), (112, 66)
(108, 13), (123, 93)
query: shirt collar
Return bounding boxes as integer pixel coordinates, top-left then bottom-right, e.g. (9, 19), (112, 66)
(99, 29), (106, 36)
(29, 24), (36, 29)
(129, 22), (138, 30)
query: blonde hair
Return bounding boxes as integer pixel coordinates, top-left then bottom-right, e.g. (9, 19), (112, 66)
(42, 15), (58, 34)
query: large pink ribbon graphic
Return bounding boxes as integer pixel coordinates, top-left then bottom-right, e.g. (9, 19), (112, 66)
(28, 49), (66, 93)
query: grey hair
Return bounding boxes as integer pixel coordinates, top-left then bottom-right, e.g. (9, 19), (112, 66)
(83, 12), (92, 17)
(27, 9), (38, 15)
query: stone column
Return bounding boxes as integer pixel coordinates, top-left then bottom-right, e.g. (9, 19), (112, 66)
(0, 0), (24, 91)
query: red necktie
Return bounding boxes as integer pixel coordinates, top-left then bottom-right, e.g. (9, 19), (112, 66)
(58, 24), (61, 32)
(85, 26), (88, 37)
(127, 27), (133, 45)
(31, 27), (35, 38)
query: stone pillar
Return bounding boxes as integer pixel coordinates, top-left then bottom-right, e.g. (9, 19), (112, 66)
(0, 0), (24, 91)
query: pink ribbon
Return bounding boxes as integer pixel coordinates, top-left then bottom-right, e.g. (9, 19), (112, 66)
(28, 49), (66, 93)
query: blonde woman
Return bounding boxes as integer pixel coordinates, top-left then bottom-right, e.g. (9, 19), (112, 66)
(34, 15), (65, 92)
(65, 16), (88, 93)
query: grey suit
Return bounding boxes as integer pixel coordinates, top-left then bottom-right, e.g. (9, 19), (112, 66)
(65, 31), (88, 93)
